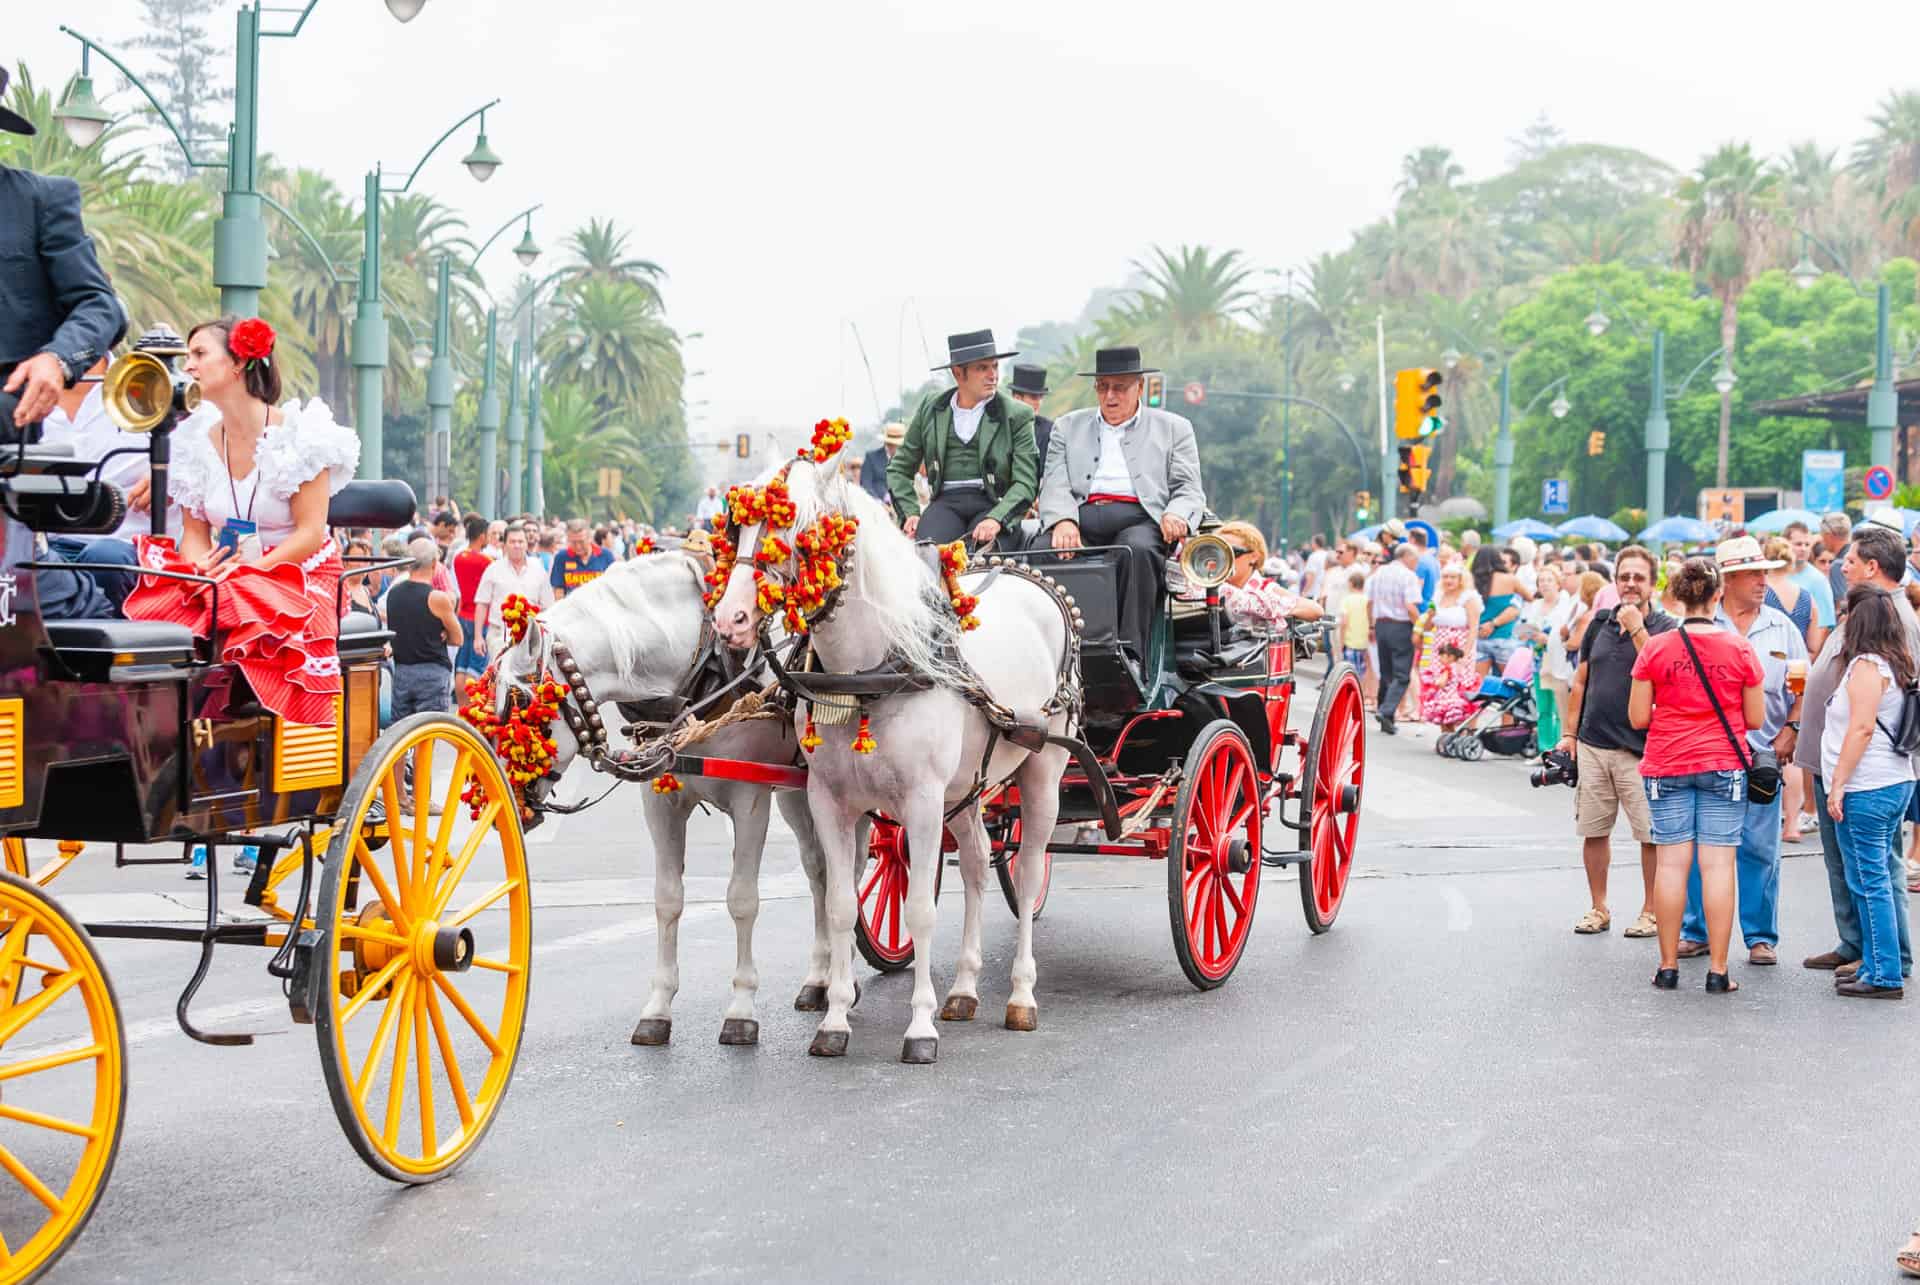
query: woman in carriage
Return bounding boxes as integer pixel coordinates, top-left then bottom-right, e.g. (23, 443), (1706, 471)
(122, 316), (359, 727)
(1213, 520), (1323, 627)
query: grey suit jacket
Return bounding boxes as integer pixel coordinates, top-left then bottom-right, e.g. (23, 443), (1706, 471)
(1037, 406), (1206, 531)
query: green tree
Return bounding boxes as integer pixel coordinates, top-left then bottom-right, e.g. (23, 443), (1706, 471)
(1122, 244), (1258, 347)
(1850, 89), (1920, 250)
(125, 0), (233, 182)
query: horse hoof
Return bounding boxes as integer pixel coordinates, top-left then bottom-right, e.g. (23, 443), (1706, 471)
(808, 1029), (849, 1058)
(718, 1018), (759, 1046)
(900, 1036), (939, 1065)
(939, 994), (978, 1022)
(1005, 1003), (1038, 1032)
(629, 1017), (671, 1046)
(793, 984), (828, 1012)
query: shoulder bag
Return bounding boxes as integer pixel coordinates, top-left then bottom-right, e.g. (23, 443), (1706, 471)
(1677, 625), (1779, 804)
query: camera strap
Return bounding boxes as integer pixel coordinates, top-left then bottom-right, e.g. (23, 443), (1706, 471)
(1677, 624), (1753, 774)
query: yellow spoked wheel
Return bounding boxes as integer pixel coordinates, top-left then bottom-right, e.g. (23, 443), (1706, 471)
(314, 713), (531, 1184)
(0, 844), (84, 892)
(0, 872), (125, 1284)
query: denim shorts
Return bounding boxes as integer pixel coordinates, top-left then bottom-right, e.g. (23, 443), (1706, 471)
(1476, 635), (1519, 668)
(1342, 647), (1369, 674)
(1642, 770), (1747, 846)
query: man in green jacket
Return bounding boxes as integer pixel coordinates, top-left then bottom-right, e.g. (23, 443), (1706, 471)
(887, 328), (1039, 548)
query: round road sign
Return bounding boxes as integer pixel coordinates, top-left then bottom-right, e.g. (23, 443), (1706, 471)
(1866, 465), (1894, 500)
(1183, 382), (1205, 407)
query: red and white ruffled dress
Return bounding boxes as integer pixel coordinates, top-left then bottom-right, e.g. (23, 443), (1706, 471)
(123, 399), (361, 726)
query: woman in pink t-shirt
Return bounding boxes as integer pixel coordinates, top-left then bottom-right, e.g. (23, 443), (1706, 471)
(1628, 557), (1765, 994)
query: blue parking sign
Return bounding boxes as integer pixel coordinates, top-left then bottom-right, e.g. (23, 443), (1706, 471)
(1542, 478), (1569, 515)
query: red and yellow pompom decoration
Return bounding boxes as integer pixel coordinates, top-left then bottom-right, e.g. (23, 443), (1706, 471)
(851, 713), (877, 754)
(701, 524), (737, 610)
(499, 593), (541, 646)
(798, 417), (853, 463)
(634, 535), (656, 555)
(800, 716), (822, 753)
(650, 773), (683, 794)
(774, 512), (857, 634)
(938, 541), (981, 631)
(458, 671), (565, 822)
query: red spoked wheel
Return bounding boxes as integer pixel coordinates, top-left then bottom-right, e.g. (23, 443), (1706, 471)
(853, 817), (943, 973)
(992, 819), (1052, 920)
(1301, 663), (1366, 933)
(1167, 720), (1263, 990)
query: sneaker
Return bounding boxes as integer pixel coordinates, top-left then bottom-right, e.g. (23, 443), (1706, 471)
(231, 846), (261, 874)
(184, 846), (207, 880)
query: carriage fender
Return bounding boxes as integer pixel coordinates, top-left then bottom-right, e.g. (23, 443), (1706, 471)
(1186, 683), (1275, 771)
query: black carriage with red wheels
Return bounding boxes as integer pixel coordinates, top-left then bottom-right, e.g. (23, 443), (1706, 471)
(852, 531), (1365, 988)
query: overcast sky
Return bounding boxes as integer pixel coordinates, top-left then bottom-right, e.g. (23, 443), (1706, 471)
(15, 0), (1916, 456)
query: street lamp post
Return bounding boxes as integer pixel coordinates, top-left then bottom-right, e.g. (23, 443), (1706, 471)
(1789, 232), (1896, 475)
(526, 369), (545, 518)
(503, 337), (524, 516)
(476, 310), (502, 519)
(1645, 331), (1670, 520)
(426, 256), (455, 506)
(351, 100), (503, 479)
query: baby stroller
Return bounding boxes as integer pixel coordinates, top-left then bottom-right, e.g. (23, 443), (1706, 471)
(1437, 647), (1540, 761)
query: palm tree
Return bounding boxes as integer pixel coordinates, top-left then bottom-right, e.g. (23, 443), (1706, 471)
(1125, 244), (1258, 347)
(1396, 146), (1465, 201)
(1677, 142), (1781, 486)
(1850, 90), (1920, 248)
(537, 279), (683, 417)
(264, 168), (361, 414)
(559, 217), (665, 306)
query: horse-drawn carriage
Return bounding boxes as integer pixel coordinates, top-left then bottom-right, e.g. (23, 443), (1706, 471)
(0, 338), (529, 1283)
(849, 531), (1368, 986)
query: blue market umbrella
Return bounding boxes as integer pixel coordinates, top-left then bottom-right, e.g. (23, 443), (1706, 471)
(1347, 524), (1383, 542)
(1637, 515), (1717, 544)
(1492, 518), (1559, 540)
(1745, 507), (1820, 534)
(1556, 514), (1630, 542)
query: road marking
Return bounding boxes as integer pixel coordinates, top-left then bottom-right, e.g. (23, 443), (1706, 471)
(1438, 884), (1472, 932)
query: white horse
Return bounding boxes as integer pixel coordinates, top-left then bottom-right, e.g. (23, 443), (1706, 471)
(494, 552), (834, 1046)
(710, 456), (1074, 1064)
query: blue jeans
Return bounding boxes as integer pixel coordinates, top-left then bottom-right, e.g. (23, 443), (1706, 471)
(1680, 794), (1782, 948)
(39, 536), (138, 618)
(454, 616), (485, 675)
(1811, 775), (1862, 964)
(1643, 770), (1747, 846)
(1833, 780), (1914, 989)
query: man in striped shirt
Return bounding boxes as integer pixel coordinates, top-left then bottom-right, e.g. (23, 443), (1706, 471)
(1367, 543), (1424, 735)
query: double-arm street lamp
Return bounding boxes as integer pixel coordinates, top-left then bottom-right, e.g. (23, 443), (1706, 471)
(466, 209), (547, 518)
(58, 2), (419, 318)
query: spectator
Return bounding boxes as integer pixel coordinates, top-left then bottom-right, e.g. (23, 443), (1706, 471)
(1819, 511), (1853, 606)
(1673, 538), (1806, 967)
(474, 524), (555, 659)
(1783, 520), (1836, 653)
(1559, 546), (1672, 938)
(486, 519), (507, 559)
(1301, 534), (1329, 600)
(1821, 582), (1916, 999)
(535, 528), (558, 571)
(1629, 556), (1765, 993)
(1420, 561), (1481, 727)
(696, 485), (724, 524)
(343, 536), (379, 619)
(1339, 569), (1370, 683)
(1797, 521), (1919, 979)
(1367, 543), (1423, 736)
(1319, 540), (1359, 618)
(551, 518), (616, 599)
(430, 509), (461, 562)
(451, 515), (491, 678)
(387, 537), (463, 810)
(1472, 546), (1522, 675)
(1521, 564), (1575, 743)
(1408, 526), (1439, 611)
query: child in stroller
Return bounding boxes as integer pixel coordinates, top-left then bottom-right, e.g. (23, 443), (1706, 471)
(1437, 644), (1540, 761)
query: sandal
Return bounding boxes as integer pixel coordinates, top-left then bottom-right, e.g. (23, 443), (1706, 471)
(1676, 940), (1710, 959)
(1897, 1233), (1920, 1278)
(1622, 910), (1657, 939)
(1705, 971), (1739, 994)
(1574, 908), (1611, 935)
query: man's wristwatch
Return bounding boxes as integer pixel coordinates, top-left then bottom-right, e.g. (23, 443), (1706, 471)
(1786, 720), (1801, 732)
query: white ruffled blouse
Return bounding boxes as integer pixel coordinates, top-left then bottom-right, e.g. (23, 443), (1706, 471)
(170, 398), (360, 547)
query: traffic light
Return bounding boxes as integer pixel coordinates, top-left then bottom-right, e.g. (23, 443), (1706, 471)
(1355, 489), (1372, 521)
(1144, 373), (1165, 409)
(1393, 368), (1444, 439)
(1397, 442), (1432, 498)
(1587, 430), (1605, 457)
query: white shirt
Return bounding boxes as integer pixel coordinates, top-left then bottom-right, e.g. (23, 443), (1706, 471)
(1822, 653), (1917, 793)
(1303, 548), (1329, 598)
(474, 555), (555, 655)
(1090, 412), (1138, 496)
(951, 397), (987, 445)
(171, 399), (359, 547)
(695, 493), (722, 522)
(38, 384), (184, 540)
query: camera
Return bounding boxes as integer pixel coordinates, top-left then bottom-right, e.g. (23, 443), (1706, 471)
(1530, 747), (1578, 789)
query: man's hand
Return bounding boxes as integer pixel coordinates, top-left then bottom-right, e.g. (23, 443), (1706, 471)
(1557, 734), (1576, 754)
(971, 516), (1002, 546)
(1160, 512), (1189, 543)
(1774, 726), (1798, 761)
(126, 475), (152, 513)
(5, 353), (67, 428)
(1051, 520), (1082, 559)
(902, 515), (920, 538)
(1614, 603), (1645, 636)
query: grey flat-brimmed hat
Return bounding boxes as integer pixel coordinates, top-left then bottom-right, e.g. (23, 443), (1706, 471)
(934, 329), (1017, 370)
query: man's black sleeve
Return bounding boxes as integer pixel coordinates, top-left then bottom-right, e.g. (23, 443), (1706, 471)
(1578, 608), (1613, 667)
(35, 176), (125, 377)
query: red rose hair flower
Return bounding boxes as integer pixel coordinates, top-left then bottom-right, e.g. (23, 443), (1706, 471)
(228, 317), (276, 363)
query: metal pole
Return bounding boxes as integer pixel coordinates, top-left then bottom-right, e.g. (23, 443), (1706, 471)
(1645, 330), (1670, 520)
(1869, 283), (1897, 475)
(476, 309), (500, 519)
(426, 255), (454, 506)
(527, 368), (544, 518)
(1493, 364), (1513, 529)
(350, 168), (388, 478)
(212, 7), (267, 317)
(504, 337), (524, 516)
(1280, 272), (1293, 548)
(1376, 314), (1394, 522)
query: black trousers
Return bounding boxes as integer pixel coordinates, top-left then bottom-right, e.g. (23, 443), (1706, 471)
(915, 488), (994, 546)
(1375, 618), (1415, 722)
(1075, 501), (1164, 663)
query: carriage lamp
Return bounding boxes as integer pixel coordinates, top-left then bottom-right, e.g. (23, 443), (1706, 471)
(54, 67), (114, 148)
(1549, 392), (1571, 420)
(1712, 362), (1737, 396)
(461, 116), (503, 182)
(512, 224), (542, 267)
(386, 0), (428, 20)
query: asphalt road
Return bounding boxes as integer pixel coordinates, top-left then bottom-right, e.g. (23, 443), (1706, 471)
(18, 665), (1920, 1284)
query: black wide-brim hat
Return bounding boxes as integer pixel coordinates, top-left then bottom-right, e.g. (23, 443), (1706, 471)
(934, 328), (1017, 370)
(0, 69), (37, 137)
(1078, 346), (1158, 378)
(1008, 363), (1049, 397)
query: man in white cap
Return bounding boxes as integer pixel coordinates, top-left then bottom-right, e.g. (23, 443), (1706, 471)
(1670, 537), (1805, 967)
(860, 421), (906, 507)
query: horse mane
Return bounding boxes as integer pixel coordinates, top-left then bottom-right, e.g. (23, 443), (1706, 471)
(780, 456), (970, 688)
(540, 551), (706, 689)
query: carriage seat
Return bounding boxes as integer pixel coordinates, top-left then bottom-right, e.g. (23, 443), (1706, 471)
(45, 618), (197, 678)
(338, 610), (391, 657)
(327, 479), (417, 529)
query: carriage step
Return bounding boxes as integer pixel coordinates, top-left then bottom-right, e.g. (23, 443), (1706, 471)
(1260, 852), (1310, 868)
